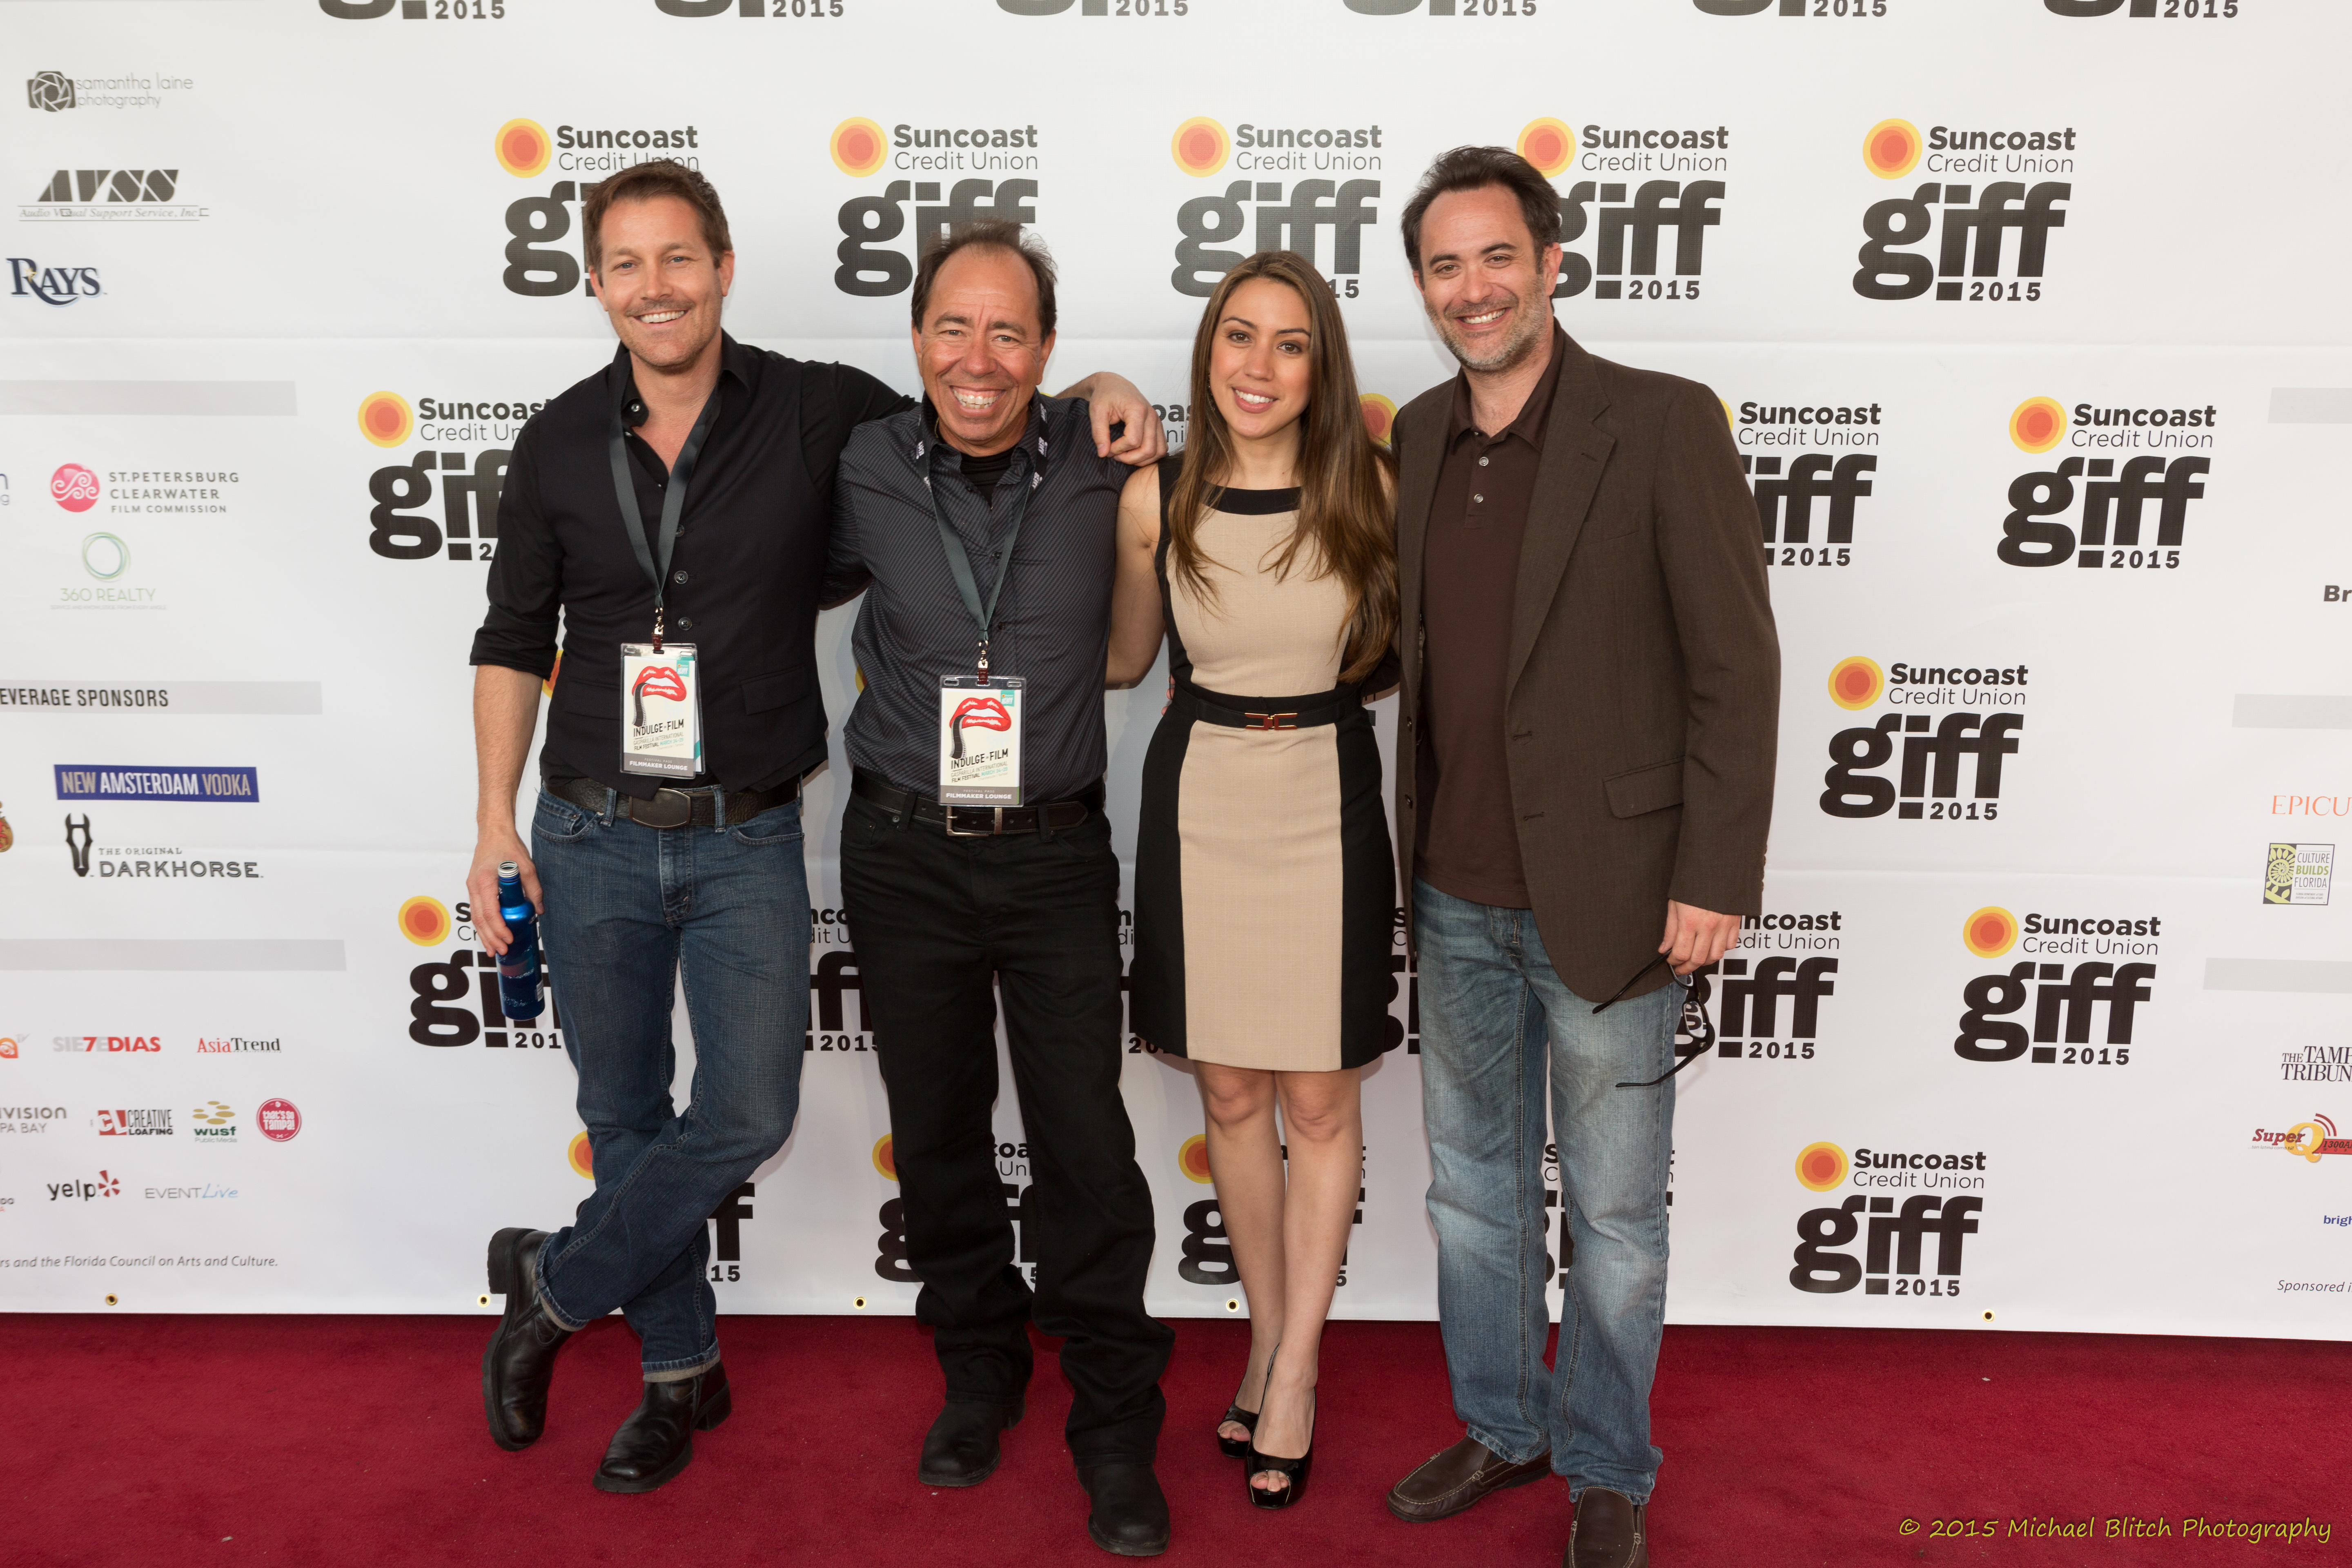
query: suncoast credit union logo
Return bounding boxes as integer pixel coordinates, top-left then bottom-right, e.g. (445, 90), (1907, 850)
(834, 115), (1040, 299)
(1953, 903), (2156, 1067)
(1359, 394), (1396, 448)
(1176, 1132), (1212, 1183)
(1733, 396), (1879, 570)
(2045, 0), (2238, 16)
(1673, 909), (1842, 1070)
(497, 115), (701, 299)
(359, 392), (412, 448)
(1997, 395), (2212, 571)
(492, 119), (550, 178)
(403, 892), (565, 1051)
(1817, 656), (2026, 822)
(1788, 1138), (1984, 1298)
(318, 0), (510, 20)
(1534, 115), (1727, 304)
(365, 441), (509, 563)
(1168, 113), (1380, 299)
(1699, 0), (1890, 15)
(1853, 117), (2073, 303)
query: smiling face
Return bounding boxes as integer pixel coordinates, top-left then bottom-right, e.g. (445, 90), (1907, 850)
(1207, 276), (1314, 445)
(590, 195), (734, 375)
(1412, 183), (1561, 375)
(912, 245), (1056, 457)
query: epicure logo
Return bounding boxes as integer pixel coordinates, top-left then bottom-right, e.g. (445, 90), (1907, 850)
(2254, 1114), (2352, 1163)
(835, 116), (1040, 299)
(52, 464), (100, 511)
(1997, 396), (2212, 571)
(1953, 905), (2156, 1066)
(1817, 657), (2025, 822)
(1788, 1140), (1982, 1298)
(1853, 118), (2072, 303)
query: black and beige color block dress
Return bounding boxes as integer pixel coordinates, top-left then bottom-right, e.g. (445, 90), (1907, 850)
(1130, 455), (1398, 1072)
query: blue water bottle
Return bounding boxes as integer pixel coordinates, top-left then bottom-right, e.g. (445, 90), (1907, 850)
(496, 861), (544, 1021)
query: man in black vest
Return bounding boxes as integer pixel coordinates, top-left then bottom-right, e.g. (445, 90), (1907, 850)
(465, 161), (1160, 1492)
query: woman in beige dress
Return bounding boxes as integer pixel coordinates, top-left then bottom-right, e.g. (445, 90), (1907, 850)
(1105, 249), (1399, 1508)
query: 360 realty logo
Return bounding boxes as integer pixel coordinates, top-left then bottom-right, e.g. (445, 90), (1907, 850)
(357, 393), (508, 564)
(1997, 396), (2213, 571)
(1817, 656), (2025, 823)
(1851, 117), (2074, 305)
(397, 894), (566, 1051)
(1951, 904), (2156, 1068)
(832, 115), (1041, 299)
(1729, 396), (1880, 570)
(1167, 115), (1380, 299)
(1521, 116), (1729, 305)
(1788, 1140), (1984, 1300)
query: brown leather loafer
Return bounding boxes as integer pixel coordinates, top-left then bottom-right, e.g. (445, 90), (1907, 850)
(1386, 1435), (1552, 1522)
(1566, 1486), (1648, 1568)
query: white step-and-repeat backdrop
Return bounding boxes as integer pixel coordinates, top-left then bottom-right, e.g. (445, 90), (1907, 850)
(4, 0), (2348, 1340)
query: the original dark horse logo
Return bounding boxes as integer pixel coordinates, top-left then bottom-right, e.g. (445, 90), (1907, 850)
(948, 695), (1012, 760)
(64, 813), (92, 877)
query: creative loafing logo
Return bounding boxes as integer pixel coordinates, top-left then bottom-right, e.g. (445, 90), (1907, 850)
(1531, 114), (1729, 305)
(1952, 904), (2156, 1067)
(1673, 909), (1842, 1069)
(1730, 395), (1880, 570)
(497, 113), (706, 301)
(1167, 113), (1380, 300)
(2264, 842), (2333, 906)
(1817, 656), (2026, 823)
(400, 892), (565, 1051)
(22, 166), (206, 224)
(1853, 116), (2074, 304)
(96, 1107), (173, 1137)
(1788, 1140), (1984, 1298)
(1997, 395), (2212, 572)
(2254, 1114), (2352, 1164)
(833, 114), (1041, 299)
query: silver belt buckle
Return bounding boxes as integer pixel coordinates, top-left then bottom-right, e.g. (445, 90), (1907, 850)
(632, 787), (695, 829)
(944, 805), (1004, 837)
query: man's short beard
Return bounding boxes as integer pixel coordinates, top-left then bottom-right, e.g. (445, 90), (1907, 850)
(1436, 298), (1550, 373)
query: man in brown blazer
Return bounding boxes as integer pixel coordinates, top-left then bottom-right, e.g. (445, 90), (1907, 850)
(1379, 147), (1778, 1568)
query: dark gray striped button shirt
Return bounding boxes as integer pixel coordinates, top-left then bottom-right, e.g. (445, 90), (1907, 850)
(825, 396), (1130, 802)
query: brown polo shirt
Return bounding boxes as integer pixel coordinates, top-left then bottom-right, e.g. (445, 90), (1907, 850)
(1415, 324), (1569, 911)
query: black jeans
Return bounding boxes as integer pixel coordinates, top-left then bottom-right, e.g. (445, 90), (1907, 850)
(840, 791), (1171, 1467)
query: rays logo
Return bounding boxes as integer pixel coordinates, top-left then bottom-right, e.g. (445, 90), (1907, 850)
(1818, 657), (2025, 822)
(833, 116), (1040, 298)
(1853, 118), (2072, 303)
(1998, 397), (2211, 570)
(1953, 906), (2156, 1066)
(1528, 118), (1727, 304)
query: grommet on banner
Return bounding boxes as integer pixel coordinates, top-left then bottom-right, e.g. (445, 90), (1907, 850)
(853, 1295), (867, 1310)
(1224, 1298), (1241, 1314)
(1981, 1311), (1996, 1323)
(104, 1294), (118, 1306)
(477, 1294), (492, 1307)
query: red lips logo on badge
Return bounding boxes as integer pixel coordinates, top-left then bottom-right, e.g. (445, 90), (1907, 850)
(632, 665), (688, 728)
(949, 695), (1012, 761)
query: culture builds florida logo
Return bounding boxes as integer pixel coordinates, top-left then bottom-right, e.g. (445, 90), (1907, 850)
(358, 391), (412, 449)
(1517, 118), (1575, 179)
(494, 118), (551, 179)
(2255, 1114), (2352, 1164)
(831, 118), (887, 178)
(1171, 117), (1229, 177)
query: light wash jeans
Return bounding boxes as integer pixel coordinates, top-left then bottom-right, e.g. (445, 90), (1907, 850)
(1414, 878), (1678, 1503)
(528, 786), (810, 1379)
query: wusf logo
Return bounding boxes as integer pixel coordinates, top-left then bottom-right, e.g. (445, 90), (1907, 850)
(1953, 906), (2155, 1066)
(1998, 397), (2209, 570)
(1528, 119), (1725, 304)
(1853, 118), (2071, 303)
(1789, 1141), (1982, 1298)
(1169, 119), (1377, 299)
(834, 117), (1039, 298)
(1818, 657), (2023, 822)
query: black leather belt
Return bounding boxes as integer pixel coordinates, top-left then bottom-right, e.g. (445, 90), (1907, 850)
(548, 774), (798, 830)
(1174, 678), (1358, 731)
(851, 767), (1101, 837)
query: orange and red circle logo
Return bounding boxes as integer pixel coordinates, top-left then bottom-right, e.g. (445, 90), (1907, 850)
(357, 391), (412, 449)
(1826, 656), (1883, 711)
(397, 895), (451, 948)
(493, 118), (550, 179)
(1177, 1134), (1213, 1185)
(51, 463), (100, 512)
(872, 1133), (898, 1182)
(831, 118), (887, 179)
(1517, 118), (1575, 180)
(1795, 1142), (1849, 1193)
(2009, 396), (2067, 454)
(1359, 393), (1396, 448)
(1171, 117), (1229, 178)
(1962, 907), (2018, 959)
(567, 1131), (595, 1178)
(1862, 118), (1922, 180)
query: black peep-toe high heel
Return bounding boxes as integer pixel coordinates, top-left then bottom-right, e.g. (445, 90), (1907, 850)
(1245, 1387), (1316, 1510)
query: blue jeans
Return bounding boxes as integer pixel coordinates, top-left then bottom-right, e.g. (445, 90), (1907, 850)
(529, 786), (810, 1380)
(1414, 878), (1678, 1502)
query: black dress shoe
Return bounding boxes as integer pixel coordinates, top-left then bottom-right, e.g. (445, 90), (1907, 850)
(918, 1397), (1025, 1487)
(1078, 1463), (1169, 1557)
(481, 1227), (572, 1451)
(593, 1361), (731, 1494)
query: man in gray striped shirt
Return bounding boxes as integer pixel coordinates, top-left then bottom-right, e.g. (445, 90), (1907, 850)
(824, 221), (1174, 1558)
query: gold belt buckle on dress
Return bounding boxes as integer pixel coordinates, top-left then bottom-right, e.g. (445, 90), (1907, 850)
(1243, 712), (1298, 731)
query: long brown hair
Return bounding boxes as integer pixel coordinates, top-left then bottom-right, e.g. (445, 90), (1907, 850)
(1167, 251), (1396, 684)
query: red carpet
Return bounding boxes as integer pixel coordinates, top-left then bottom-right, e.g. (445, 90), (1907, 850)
(8, 1313), (2345, 1566)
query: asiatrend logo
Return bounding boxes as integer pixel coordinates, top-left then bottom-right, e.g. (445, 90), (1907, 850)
(1795, 1141), (1848, 1192)
(871, 1132), (897, 1181)
(1862, 118), (1922, 180)
(1826, 655), (1883, 711)
(1171, 116), (1229, 177)
(1962, 906), (2019, 959)
(2009, 396), (2067, 454)
(397, 894), (451, 947)
(1177, 1133), (1213, 1184)
(1517, 118), (1575, 180)
(831, 118), (888, 179)
(1359, 393), (1396, 448)
(567, 1131), (594, 1178)
(493, 118), (551, 179)
(357, 391), (412, 449)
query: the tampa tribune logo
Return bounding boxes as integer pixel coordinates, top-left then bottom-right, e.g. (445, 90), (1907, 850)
(1953, 905), (2154, 1065)
(1818, 656), (2022, 822)
(1788, 1142), (1980, 1298)
(1999, 397), (2209, 570)
(1853, 118), (2070, 303)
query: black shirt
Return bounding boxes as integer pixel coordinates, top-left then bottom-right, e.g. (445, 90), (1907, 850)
(825, 397), (1131, 802)
(470, 334), (911, 798)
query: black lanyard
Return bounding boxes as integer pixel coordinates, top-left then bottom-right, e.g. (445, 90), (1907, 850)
(609, 368), (723, 650)
(925, 438), (1036, 681)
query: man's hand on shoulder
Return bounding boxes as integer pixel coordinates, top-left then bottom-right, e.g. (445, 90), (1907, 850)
(1057, 372), (1167, 465)
(1659, 900), (1740, 976)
